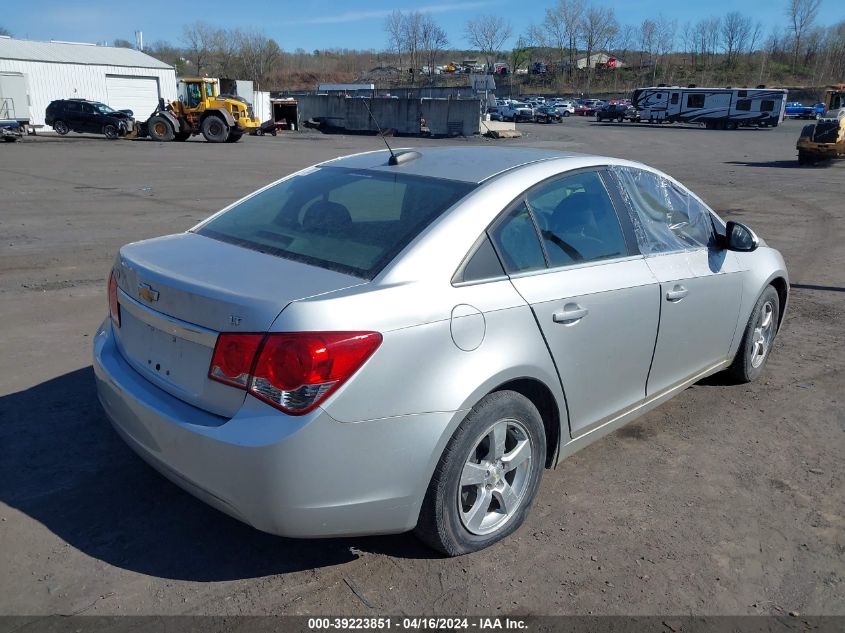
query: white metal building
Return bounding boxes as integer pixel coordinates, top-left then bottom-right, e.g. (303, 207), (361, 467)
(0, 36), (176, 126)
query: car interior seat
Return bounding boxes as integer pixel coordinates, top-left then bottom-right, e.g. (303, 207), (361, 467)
(301, 200), (352, 235)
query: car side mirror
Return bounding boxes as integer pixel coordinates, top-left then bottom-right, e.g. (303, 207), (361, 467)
(724, 221), (759, 252)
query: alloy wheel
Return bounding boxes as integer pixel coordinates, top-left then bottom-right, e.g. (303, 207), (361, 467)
(750, 301), (775, 368)
(458, 418), (533, 536)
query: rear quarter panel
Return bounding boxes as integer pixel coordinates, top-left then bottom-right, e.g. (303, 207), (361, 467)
(272, 277), (566, 425)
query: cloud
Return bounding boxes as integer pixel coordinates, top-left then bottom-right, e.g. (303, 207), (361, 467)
(288, 1), (491, 25)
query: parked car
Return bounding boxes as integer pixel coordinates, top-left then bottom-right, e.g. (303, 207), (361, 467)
(553, 102), (575, 117)
(45, 99), (134, 139)
(784, 101), (826, 119)
(499, 102), (534, 121)
(595, 103), (637, 122)
(0, 119), (23, 142)
(534, 106), (562, 123)
(574, 103), (590, 116)
(94, 146), (788, 555)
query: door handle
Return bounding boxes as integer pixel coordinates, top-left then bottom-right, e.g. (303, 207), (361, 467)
(666, 285), (689, 302)
(553, 304), (589, 324)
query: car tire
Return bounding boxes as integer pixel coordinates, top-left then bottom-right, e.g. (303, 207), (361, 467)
(617, 115), (624, 123)
(798, 150), (815, 165)
(563, 111), (570, 117)
(103, 123), (119, 140)
(147, 115), (175, 142)
(201, 115), (229, 143)
(727, 286), (780, 383)
(414, 390), (546, 556)
(53, 120), (69, 135)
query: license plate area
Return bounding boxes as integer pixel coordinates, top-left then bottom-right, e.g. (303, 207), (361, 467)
(117, 308), (212, 399)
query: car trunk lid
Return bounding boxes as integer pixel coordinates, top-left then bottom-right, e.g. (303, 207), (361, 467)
(112, 232), (366, 418)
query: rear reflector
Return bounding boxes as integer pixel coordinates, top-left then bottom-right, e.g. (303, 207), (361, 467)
(108, 270), (120, 328)
(208, 331), (382, 415)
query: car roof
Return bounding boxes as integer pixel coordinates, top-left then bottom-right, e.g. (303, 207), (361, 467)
(321, 147), (590, 184)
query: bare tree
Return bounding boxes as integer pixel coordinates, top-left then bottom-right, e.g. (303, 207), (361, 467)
(214, 28), (242, 78)
(542, 3), (566, 68)
(654, 15), (677, 82)
(146, 40), (186, 73)
(402, 11), (423, 81)
(236, 29), (282, 86)
(693, 17), (721, 80)
(509, 35), (534, 75)
(112, 39), (134, 49)
(787, 0), (822, 72)
(611, 23), (636, 65)
(639, 18), (657, 68)
(465, 15), (513, 72)
(581, 7), (618, 91)
(384, 10), (404, 70)
(419, 14), (448, 80)
(180, 22), (218, 74)
(542, 0), (584, 80)
(748, 21), (764, 54)
(608, 23), (634, 93)
(0, 26), (11, 37)
(506, 35), (534, 94)
(681, 21), (696, 66)
(722, 12), (753, 67)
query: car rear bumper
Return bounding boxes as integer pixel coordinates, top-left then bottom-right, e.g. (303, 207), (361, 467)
(92, 319), (458, 538)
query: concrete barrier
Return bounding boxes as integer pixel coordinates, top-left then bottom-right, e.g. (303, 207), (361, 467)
(421, 98), (481, 136)
(296, 95), (480, 136)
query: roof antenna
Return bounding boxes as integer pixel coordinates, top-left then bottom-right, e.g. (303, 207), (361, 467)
(361, 97), (420, 166)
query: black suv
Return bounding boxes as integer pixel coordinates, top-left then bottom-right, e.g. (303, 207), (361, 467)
(45, 99), (135, 139)
(595, 103), (637, 122)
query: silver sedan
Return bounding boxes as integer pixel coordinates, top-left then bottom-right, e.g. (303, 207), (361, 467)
(93, 147), (788, 555)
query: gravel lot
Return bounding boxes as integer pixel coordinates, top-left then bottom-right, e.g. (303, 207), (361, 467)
(1, 117), (843, 617)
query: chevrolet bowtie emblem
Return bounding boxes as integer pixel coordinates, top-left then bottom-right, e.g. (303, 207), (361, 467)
(138, 282), (160, 302)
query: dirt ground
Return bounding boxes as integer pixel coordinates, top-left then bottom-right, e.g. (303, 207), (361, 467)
(0, 117), (842, 617)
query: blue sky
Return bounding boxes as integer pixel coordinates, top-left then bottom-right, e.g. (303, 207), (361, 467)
(5, 0), (843, 52)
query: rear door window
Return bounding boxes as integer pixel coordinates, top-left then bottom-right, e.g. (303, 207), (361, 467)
(196, 167), (474, 279)
(526, 171), (628, 267)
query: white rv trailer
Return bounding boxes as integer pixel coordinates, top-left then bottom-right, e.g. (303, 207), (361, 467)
(632, 86), (788, 129)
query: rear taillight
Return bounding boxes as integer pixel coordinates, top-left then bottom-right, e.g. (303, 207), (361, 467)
(209, 333), (264, 388)
(208, 331), (382, 415)
(108, 270), (120, 328)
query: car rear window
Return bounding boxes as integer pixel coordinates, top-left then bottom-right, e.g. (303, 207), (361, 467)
(195, 166), (475, 279)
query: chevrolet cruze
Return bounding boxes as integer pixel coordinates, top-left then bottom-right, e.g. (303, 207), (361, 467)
(93, 147), (788, 555)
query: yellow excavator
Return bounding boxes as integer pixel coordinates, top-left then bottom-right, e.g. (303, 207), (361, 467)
(134, 77), (261, 143)
(797, 84), (845, 164)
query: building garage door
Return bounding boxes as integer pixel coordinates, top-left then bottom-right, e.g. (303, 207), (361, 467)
(105, 76), (160, 119)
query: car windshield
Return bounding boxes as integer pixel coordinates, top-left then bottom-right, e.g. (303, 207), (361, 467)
(93, 103), (115, 114)
(195, 166), (475, 279)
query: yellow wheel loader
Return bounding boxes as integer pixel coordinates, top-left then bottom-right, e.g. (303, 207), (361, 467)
(797, 85), (845, 165)
(134, 78), (260, 143)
